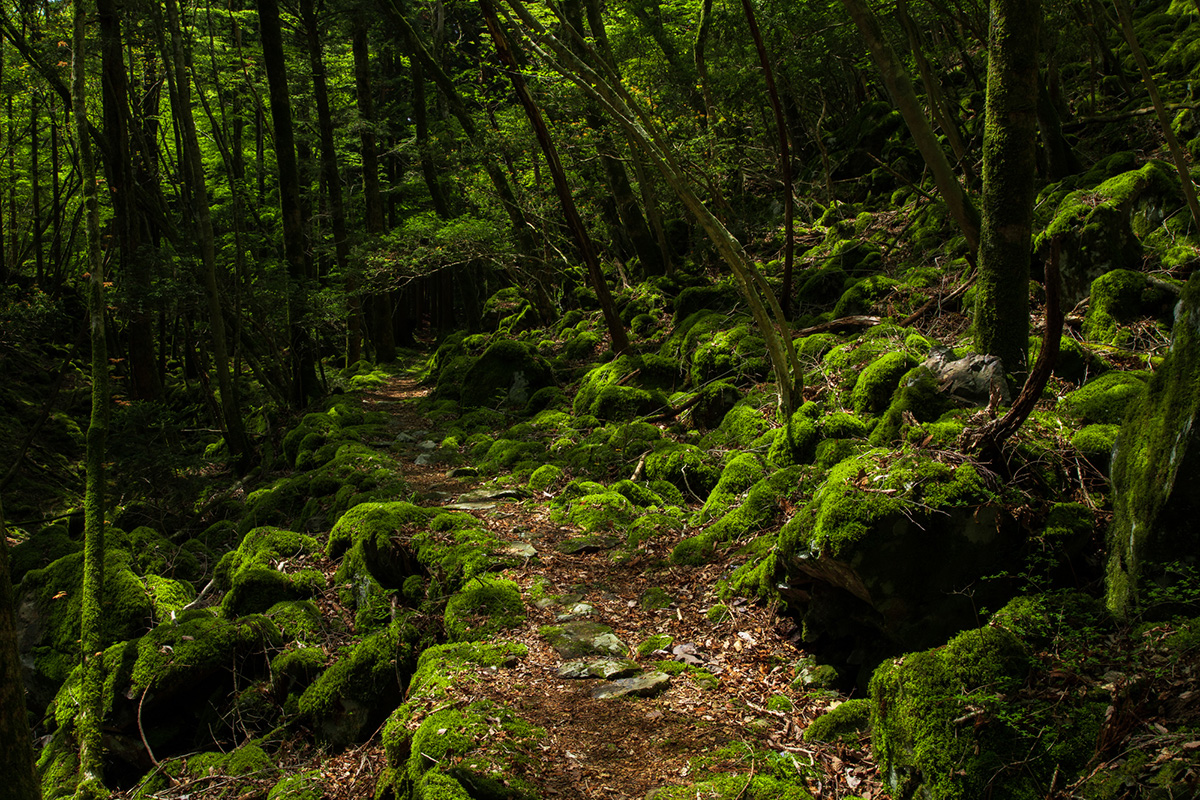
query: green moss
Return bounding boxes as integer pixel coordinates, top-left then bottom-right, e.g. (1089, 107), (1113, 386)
(217, 527), (324, 618)
(7, 525), (80, 585)
(671, 534), (716, 565)
(696, 453), (766, 524)
(636, 634), (675, 656)
(268, 769), (324, 800)
(767, 411), (819, 467)
(644, 443), (720, 499)
(702, 401), (772, 449)
(444, 577), (526, 641)
(704, 466), (807, 545)
(459, 340), (552, 409)
(559, 491), (636, 532)
(803, 698), (869, 743)
(870, 366), (954, 445)
(851, 352), (917, 415)
(1082, 269), (1179, 345)
(834, 275), (899, 317)
(689, 380), (744, 430)
(527, 464), (564, 492)
(869, 626), (1030, 800)
(648, 771), (812, 799)
(1071, 424), (1119, 467)
(142, 574), (196, 621)
(1057, 371), (1148, 425)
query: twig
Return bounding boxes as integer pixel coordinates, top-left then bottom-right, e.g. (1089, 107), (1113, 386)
(139, 682), (159, 767)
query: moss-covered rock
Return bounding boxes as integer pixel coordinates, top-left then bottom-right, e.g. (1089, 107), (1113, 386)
(696, 453), (766, 524)
(851, 351), (918, 416)
(644, 443), (720, 499)
(870, 625), (1033, 800)
(443, 577), (526, 641)
(1108, 274), (1200, 618)
(216, 527), (324, 618)
(459, 340), (553, 409)
(7, 524), (80, 585)
(1057, 370), (1148, 425)
(803, 698), (870, 743)
(776, 448), (1016, 664)
(527, 464), (564, 492)
(1082, 269), (1179, 346)
(299, 619), (421, 748)
(17, 548), (154, 713)
(834, 275), (899, 318)
(267, 769), (323, 800)
(870, 366), (956, 446)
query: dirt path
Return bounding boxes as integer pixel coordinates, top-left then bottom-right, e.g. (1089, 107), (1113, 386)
(351, 375), (883, 799)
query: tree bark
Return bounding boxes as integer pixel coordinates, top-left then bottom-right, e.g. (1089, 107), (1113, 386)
(739, 0), (793, 318)
(299, 0), (361, 365)
(974, 0), (1040, 375)
(481, 0), (629, 354)
(161, 0), (253, 467)
(352, 24), (396, 362)
(839, 0), (981, 255)
(73, 0), (110, 789)
(0, 496), (40, 800)
(258, 0), (321, 402)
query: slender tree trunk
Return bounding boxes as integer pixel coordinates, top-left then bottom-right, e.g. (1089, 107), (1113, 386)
(299, 0), (360, 365)
(0, 496), (39, 800)
(1113, 0), (1200, 233)
(694, 0), (715, 133)
(259, 0), (321, 402)
(352, 25), (396, 362)
(50, 101), (63, 276)
(0, 43), (6, 285)
(160, 0), (252, 466)
(31, 94), (44, 283)
(739, 0), (793, 318)
(481, 0), (629, 354)
(974, 0), (1040, 374)
(840, 0), (981, 254)
(73, 0), (110, 789)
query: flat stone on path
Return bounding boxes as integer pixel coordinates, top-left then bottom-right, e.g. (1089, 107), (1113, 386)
(556, 657), (640, 680)
(501, 542), (538, 559)
(591, 671), (671, 699)
(541, 620), (627, 658)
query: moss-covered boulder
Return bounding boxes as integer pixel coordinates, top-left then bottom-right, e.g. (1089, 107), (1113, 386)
(444, 577), (526, 641)
(8, 524), (81, 585)
(216, 527), (324, 618)
(1082, 269), (1179, 346)
(16, 548), (154, 713)
(299, 618), (424, 748)
(869, 626), (1033, 799)
(1057, 370), (1148, 425)
(644, 443), (720, 499)
(1108, 274), (1200, 619)
(803, 698), (870, 743)
(459, 340), (553, 409)
(573, 354), (680, 421)
(696, 453), (766, 524)
(1035, 161), (1181, 306)
(851, 351), (918, 416)
(776, 448), (1017, 668)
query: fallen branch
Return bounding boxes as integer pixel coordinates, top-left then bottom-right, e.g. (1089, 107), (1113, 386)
(792, 315), (883, 337)
(900, 271), (977, 327)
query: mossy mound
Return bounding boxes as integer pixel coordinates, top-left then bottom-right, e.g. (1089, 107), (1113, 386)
(696, 453), (766, 524)
(700, 400), (773, 449)
(1082, 269), (1179, 346)
(216, 527), (324, 618)
(573, 354), (680, 421)
(1057, 371), (1148, 425)
(459, 340), (553, 409)
(851, 351), (917, 416)
(443, 577), (527, 641)
(766, 405), (820, 467)
(299, 617), (425, 748)
(777, 448), (1016, 661)
(689, 380), (744, 431)
(803, 698), (870, 743)
(690, 324), (770, 386)
(559, 490), (636, 532)
(16, 547), (155, 713)
(644, 443), (720, 499)
(870, 367), (956, 446)
(704, 465), (807, 543)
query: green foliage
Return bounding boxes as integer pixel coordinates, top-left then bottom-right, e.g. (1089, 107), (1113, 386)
(443, 577), (526, 641)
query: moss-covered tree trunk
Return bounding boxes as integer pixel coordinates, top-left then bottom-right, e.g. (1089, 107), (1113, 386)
(839, 0), (980, 254)
(0, 498), (39, 799)
(973, 0), (1040, 375)
(73, 0), (110, 790)
(480, 0), (630, 354)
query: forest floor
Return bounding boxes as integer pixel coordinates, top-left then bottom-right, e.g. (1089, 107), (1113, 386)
(124, 371), (882, 800)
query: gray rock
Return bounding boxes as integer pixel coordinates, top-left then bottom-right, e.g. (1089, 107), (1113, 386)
(556, 658), (641, 680)
(414, 454), (435, 466)
(591, 671), (670, 699)
(541, 620), (627, 658)
(922, 346), (1010, 405)
(418, 440), (438, 451)
(501, 543), (538, 559)
(555, 602), (596, 621)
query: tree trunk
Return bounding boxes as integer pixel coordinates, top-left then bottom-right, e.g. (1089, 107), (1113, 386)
(299, 0), (361, 365)
(73, 0), (110, 789)
(974, 0), (1040, 375)
(161, 0), (253, 467)
(258, 0), (321, 403)
(30, 94), (43, 283)
(352, 24), (396, 363)
(481, 0), (629, 354)
(739, 0), (793, 318)
(840, 0), (981, 255)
